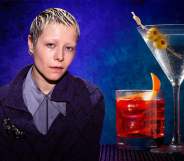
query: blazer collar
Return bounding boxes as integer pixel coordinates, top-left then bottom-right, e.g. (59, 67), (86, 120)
(4, 65), (75, 112)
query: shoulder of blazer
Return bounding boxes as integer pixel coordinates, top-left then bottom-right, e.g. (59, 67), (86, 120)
(72, 76), (104, 106)
(0, 84), (10, 102)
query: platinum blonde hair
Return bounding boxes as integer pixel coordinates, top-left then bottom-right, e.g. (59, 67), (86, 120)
(29, 8), (80, 46)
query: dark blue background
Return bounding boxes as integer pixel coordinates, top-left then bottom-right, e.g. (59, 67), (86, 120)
(0, 0), (184, 144)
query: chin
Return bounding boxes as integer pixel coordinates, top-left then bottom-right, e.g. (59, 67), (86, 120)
(46, 73), (65, 83)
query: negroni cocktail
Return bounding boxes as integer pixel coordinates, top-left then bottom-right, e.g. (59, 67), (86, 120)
(116, 90), (165, 149)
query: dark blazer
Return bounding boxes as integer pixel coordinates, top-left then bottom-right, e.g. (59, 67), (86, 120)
(0, 65), (105, 161)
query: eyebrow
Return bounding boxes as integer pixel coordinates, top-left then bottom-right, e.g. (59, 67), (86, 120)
(64, 43), (76, 46)
(42, 36), (77, 45)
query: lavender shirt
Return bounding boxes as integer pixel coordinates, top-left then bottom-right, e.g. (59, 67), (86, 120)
(22, 67), (66, 135)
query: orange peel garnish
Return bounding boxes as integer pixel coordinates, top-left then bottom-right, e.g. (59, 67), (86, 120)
(143, 73), (161, 100)
(151, 72), (160, 96)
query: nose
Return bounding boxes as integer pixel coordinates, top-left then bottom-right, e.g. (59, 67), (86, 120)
(54, 48), (64, 62)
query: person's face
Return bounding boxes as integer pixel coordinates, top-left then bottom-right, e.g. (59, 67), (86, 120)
(28, 23), (77, 82)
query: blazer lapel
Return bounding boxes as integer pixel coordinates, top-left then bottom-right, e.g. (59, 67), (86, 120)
(51, 71), (93, 131)
(1, 65), (40, 135)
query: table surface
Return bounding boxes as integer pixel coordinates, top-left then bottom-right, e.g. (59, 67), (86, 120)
(99, 144), (184, 161)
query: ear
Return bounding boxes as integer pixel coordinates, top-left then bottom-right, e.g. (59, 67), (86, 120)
(28, 35), (34, 54)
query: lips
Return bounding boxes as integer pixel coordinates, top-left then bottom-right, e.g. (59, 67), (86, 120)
(50, 66), (64, 72)
(51, 66), (64, 69)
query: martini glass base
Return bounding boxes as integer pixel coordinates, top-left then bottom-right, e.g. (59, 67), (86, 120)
(150, 144), (184, 154)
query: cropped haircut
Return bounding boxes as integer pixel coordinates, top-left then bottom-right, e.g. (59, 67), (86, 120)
(29, 8), (80, 46)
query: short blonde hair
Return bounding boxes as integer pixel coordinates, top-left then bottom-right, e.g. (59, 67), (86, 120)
(29, 8), (80, 46)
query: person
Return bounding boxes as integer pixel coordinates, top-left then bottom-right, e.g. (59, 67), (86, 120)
(0, 8), (105, 161)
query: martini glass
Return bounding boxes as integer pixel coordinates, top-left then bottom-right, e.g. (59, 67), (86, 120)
(137, 24), (184, 153)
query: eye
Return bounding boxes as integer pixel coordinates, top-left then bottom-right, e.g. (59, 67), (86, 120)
(46, 43), (55, 49)
(65, 46), (75, 53)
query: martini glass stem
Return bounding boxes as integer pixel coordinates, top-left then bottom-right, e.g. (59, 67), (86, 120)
(171, 83), (181, 145)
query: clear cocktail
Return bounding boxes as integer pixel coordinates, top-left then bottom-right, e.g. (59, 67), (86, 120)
(137, 24), (184, 153)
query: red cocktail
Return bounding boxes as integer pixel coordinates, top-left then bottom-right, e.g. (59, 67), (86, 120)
(116, 90), (165, 149)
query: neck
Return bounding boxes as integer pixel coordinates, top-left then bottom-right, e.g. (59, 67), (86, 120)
(31, 66), (56, 95)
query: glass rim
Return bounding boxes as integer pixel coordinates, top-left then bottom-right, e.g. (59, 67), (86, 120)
(115, 89), (152, 92)
(115, 90), (163, 100)
(137, 24), (184, 30)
